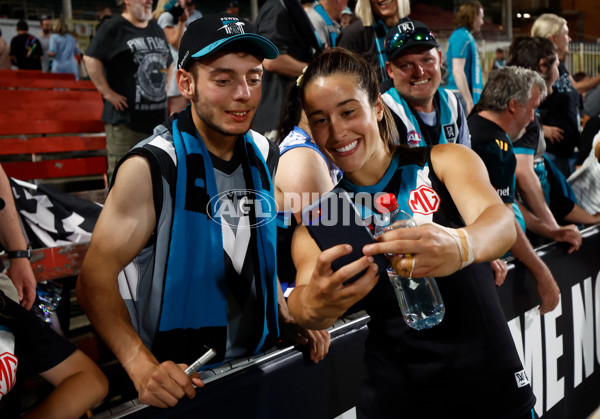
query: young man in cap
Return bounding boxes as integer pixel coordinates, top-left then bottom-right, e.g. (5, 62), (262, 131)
(382, 19), (470, 148)
(77, 13), (329, 408)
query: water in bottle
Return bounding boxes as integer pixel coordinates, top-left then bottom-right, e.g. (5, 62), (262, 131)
(374, 193), (445, 330)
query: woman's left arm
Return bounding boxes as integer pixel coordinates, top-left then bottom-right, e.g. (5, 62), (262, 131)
(431, 143), (516, 261)
(363, 144), (516, 279)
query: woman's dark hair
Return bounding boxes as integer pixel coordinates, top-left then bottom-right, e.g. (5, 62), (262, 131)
(507, 36), (557, 83)
(298, 47), (399, 154)
(277, 83), (302, 144)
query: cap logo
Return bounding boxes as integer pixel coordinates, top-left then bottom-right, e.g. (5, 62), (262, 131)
(398, 21), (415, 34)
(218, 20), (246, 35)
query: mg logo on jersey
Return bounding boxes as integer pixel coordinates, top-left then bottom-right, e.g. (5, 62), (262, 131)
(408, 185), (440, 215)
(0, 352), (18, 398)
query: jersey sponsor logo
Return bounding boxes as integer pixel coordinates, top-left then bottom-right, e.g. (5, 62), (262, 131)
(0, 352), (18, 399)
(497, 186), (511, 197)
(408, 185), (440, 215)
(407, 130), (422, 145)
(442, 123), (458, 141)
(514, 369), (530, 388)
(495, 139), (509, 151)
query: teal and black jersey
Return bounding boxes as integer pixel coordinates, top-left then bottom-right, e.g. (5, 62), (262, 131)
(337, 146), (535, 418)
(468, 113), (516, 204)
(113, 108), (280, 367)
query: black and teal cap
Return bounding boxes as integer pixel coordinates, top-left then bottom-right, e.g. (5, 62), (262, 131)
(384, 19), (438, 61)
(178, 12), (279, 70)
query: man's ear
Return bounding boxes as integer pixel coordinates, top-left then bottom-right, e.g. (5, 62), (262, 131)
(507, 98), (518, 115)
(385, 61), (395, 80)
(177, 68), (194, 100)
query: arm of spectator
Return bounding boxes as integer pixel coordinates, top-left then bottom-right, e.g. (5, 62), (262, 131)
(276, 278), (330, 363)
(542, 124), (564, 143)
(275, 147), (335, 223)
(490, 259), (508, 286)
(515, 154), (562, 229)
(163, 20), (186, 50)
(0, 164), (36, 309)
(48, 35), (56, 58)
(562, 204), (600, 225)
(83, 55), (128, 112)
(262, 54), (307, 79)
(451, 58), (474, 114)
(514, 153), (581, 253)
(76, 156), (202, 408)
(25, 349), (109, 419)
(517, 202), (581, 254)
(508, 213), (560, 314)
(571, 73), (600, 95)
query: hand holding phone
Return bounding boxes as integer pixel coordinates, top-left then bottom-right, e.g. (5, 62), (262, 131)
(301, 189), (387, 283)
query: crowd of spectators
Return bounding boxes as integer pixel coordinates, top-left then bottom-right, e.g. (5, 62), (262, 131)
(2, 1), (600, 417)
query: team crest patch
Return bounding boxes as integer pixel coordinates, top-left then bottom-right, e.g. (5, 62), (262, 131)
(514, 369), (530, 388)
(407, 130), (422, 145)
(0, 352), (18, 399)
(397, 21), (415, 34)
(408, 185), (440, 215)
(442, 123), (457, 141)
(218, 20), (246, 35)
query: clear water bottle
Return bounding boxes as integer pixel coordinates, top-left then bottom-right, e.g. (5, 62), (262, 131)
(374, 193), (445, 330)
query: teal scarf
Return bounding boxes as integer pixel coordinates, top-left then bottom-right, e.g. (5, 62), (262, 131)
(384, 86), (458, 146)
(158, 111), (279, 354)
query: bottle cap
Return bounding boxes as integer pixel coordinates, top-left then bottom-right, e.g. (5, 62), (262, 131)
(375, 193), (398, 213)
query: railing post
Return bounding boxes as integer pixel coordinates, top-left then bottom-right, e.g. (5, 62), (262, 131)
(580, 43), (584, 74)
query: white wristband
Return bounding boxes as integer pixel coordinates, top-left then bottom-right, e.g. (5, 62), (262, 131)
(433, 224), (475, 270)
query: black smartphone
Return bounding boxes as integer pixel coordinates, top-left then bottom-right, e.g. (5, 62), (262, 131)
(301, 189), (387, 283)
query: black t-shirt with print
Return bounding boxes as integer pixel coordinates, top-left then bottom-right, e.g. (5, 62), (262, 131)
(85, 16), (172, 134)
(9, 34), (42, 70)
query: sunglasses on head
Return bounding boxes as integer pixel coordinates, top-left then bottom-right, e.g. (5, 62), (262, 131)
(385, 27), (436, 54)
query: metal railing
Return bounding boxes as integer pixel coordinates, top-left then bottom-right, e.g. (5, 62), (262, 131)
(566, 42), (600, 77)
(471, 40), (600, 81)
